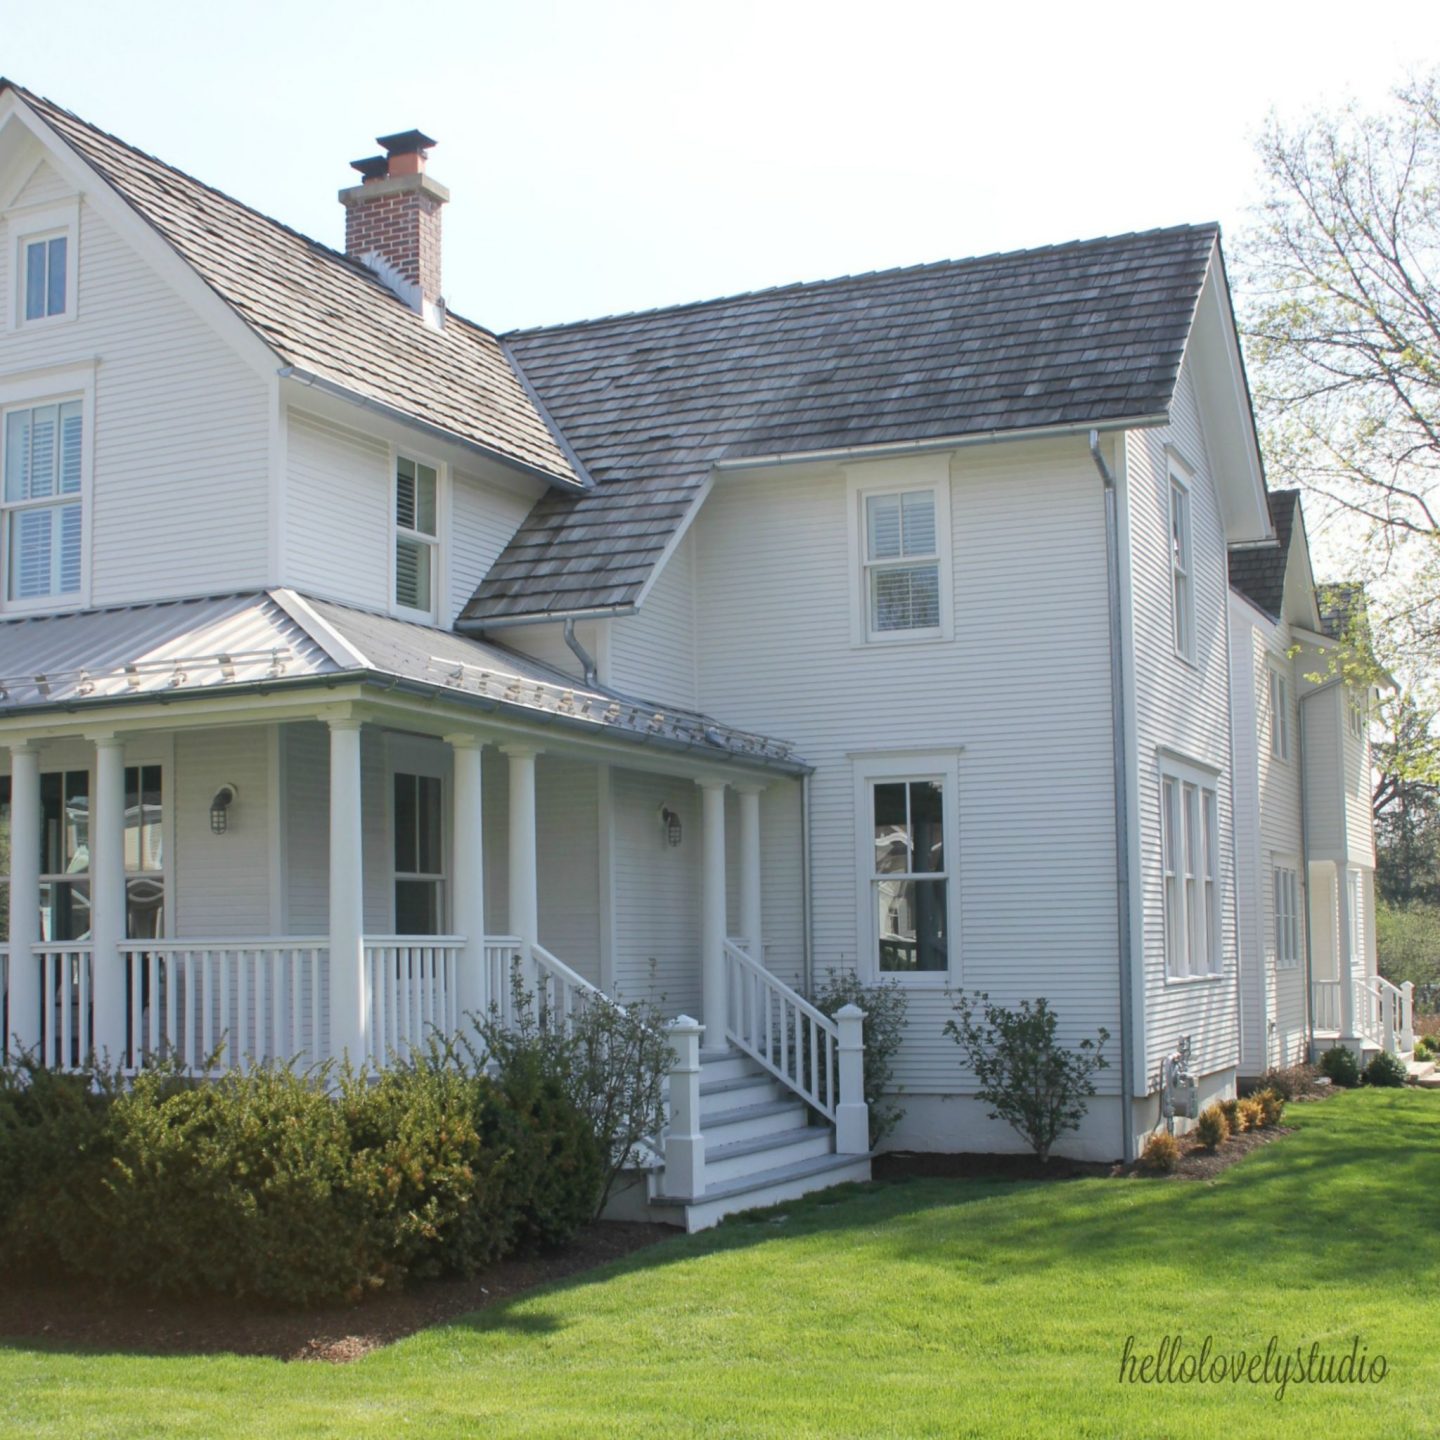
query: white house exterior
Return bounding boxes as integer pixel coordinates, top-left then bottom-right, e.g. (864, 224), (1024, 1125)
(0, 84), (1401, 1223)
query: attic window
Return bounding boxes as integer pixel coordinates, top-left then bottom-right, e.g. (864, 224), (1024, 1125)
(394, 455), (439, 617)
(25, 235), (67, 320)
(9, 203), (79, 330)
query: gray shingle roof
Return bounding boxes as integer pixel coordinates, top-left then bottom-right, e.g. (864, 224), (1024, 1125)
(9, 84), (580, 488)
(1228, 489), (1301, 620)
(463, 223), (1220, 622)
(1318, 581), (1367, 641)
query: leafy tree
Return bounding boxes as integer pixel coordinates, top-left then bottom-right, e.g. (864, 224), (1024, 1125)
(1374, 689), (1440, 904)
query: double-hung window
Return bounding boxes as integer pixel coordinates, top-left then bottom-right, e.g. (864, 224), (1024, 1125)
(1268, 667), (1290, 760)
(1161, 761), (1220, 978)
(1348, 690), (1367, 740)
(394, 456), (439, 616)
(23, 234), (68, 322)
(39, 768), (91, 943)
(393, 771), (444, 935)
(3, 400), (83, 603)
(863, 489), (942, 637)
(1272, 864), (1300, 969)
(1170, 477), (1194, 661)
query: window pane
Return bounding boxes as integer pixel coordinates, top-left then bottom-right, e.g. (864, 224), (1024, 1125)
(39, 879), (90, 942)
(876, 878), (947, 971)
(124, 765), (164, 874)
(415, 464), (437, 535)
(59, 503), (82, 593)
(395, 535), (431, 610)
(873, 781), (909, 874)
(10, 507), (52, 599)
(46, 236), (67, 316)
(900, 490), (936, 556)
(28, 406), (57, 500)
(5, 411), (29, 502)
(416, 775), (442, 875)
(395, 456), (416, 528)
(126, 876), (166, 940)
(25, 241), (46, 321)
(393, 773), (417, 873)
(871, 563), (940, 632)
(866, 494), (901, 560)
(910, 781), (944, 873)
(59, 401), (82, 493)
(0, 776), (10, 943)
(395, 879), (440, 936)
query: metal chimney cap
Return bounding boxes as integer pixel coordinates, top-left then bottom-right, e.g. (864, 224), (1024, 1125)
(376, 129), (437, 156)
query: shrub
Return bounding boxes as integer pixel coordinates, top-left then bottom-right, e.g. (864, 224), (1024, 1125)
(1194, 1103), (1229, 1150)
(1253, 1088), (1286, 1128)
(810, 971), (909, 1145)
(1320, 1045), (1361, 1088)
(1140, 1132), (1180, 1173)
(1363, 1051), (1409, 1088)
(1414, 1034), (1436, 1060)
(1219, 1097), (1242, 1134)
(944, 993), (1109, 1164)
(1260, 1064), (1322, 1101)
(1236, 1098), (1265, 1133)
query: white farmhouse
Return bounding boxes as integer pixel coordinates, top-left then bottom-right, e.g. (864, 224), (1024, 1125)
(0, 85), (1403, 1226)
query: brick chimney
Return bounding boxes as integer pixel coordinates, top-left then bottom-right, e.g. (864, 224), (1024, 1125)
(339, 130), (449, 326)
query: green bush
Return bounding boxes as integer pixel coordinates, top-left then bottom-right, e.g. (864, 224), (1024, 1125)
(1194, 1104), (1229, 1150)
(810, 971), (909, 1145)
(1363, 1051), (1409, 1088)
(1260, 1064), (1321, 1101)
(944, 993), (1109, 1164)
(1219, 1097), (1242, 1134)
(1320, 1046), (1362, 1088)
(1414, 1034), (1437, 1060)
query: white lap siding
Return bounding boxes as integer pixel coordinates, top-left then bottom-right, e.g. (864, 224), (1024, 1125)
(693, 438), (1120, 1100)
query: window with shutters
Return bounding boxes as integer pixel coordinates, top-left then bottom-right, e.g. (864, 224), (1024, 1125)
(393, 454), (440, 618)
(2, 398), (85, 607)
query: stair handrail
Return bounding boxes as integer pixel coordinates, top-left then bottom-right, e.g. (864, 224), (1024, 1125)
(722, 938), (841, 1121)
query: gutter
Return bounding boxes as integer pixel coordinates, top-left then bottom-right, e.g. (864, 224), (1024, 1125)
(1089, 430), (1138, 1165)
(277, 366), (585, 493)
(456, 603), (638, 633)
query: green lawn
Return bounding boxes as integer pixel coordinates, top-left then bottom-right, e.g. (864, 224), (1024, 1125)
(2, 1089), (1437, 1439)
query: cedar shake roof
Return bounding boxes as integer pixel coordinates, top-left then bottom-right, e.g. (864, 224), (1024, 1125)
(1228, 489), (1302, 620)
(7, 84), (581, 488)
(464, 223), (1220, 622)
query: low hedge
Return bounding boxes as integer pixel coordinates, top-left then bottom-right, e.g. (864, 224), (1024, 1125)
(0, 1048), (604, 1307)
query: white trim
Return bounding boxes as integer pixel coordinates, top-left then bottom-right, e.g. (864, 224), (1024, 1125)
(266, 587), (369, 670)
(6, 197), (80, 332)
(1158, 752), (1222, 981)
(389, 444), (445, 624)
(1169, 469), (1195, 665)
(852, 748), (961, 987)
(1267, 662), (1291, 762)
(1270, 856), (1302, 970)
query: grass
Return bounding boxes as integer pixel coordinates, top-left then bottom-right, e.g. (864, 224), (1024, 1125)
(2, 1088), (1437, 1438)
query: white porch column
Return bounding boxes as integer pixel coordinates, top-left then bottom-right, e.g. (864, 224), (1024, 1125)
(502, 746), (540, 983)
(327, 717), (367, 1064)
(835, 1003), (870, 1155)
(446, 733), (486, 1029)
(1336, 863), (1357, 1046)
(737, 783), (764, 960)
(699, 779), (728, 1048)
(662, 1015), (706, 1200)
(5, 744), (41, 1058)
(91, 735), (128, 1063)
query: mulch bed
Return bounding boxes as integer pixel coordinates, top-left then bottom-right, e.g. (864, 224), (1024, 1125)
(1133, 1123), (1294, 1180)
(0, 1220), (676, 1364)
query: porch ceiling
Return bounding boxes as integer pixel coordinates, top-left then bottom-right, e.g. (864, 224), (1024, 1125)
(0, 589), (807, 774)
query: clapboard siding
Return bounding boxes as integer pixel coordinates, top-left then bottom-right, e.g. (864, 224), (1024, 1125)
(0, 165), (270, 609)
(446, 473), (533, 629)
(535, 755), (602, 982)
(285, 410), (390, 610)
(607, 529), (699, 706)
(693, 439), (1120, 1094)
(1126, 361), (1239, 1088)
(1303, 687), (1344, 859)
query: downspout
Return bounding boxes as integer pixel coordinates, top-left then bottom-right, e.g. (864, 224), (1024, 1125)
(1090, 430), (1138, 1164)
(563, 618), (599, 688)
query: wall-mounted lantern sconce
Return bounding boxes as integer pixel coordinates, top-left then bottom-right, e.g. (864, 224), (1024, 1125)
(659, 804), (683, 849)
(210, 783), (238, 835)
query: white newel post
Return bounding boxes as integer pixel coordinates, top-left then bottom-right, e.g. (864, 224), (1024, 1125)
(503, 745), (540, 993)
(737, 784), (764, 959)
(328, 717), (367, 1064)
(447, 734), (486, 1030)
(91, 736), (128, 1063)
(663, 1015), (706, 1198)
(699, 780), (728, 1048)
(1401, 981), (1416, 1053)
(6, 744), (41, 1058)
(835, 1003), (870, 1154)
(1336, 866), (1357, 1046)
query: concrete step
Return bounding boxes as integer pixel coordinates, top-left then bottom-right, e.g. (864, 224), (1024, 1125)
(699, 1097), (813, 1145)
(699, 1072), (783, 1118)
(1407, 1058), (1436, 1084)
(702, 1125), (835, 1185)
(654, 1152), (872, 1233)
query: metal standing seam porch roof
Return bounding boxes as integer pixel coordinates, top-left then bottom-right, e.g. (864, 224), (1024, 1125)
(0, 591), (807, 773)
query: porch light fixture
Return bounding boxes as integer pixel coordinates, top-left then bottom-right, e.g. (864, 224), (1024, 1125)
(210, 783), (238, 835)
(659, 805), (683, 849)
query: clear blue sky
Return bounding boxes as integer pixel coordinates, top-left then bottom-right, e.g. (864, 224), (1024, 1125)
(5, 0), (1436, 334)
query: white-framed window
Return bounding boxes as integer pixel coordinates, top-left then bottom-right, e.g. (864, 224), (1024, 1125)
(393, 454), (439, 618)
(853, 750), (960, 982)
(0, 773), (10, 946)
(1160, 757), (1221, 979)
(39, 767), (91, 943)
(1272, 863), (1300, 969)
(1268, 666), (1290, 760)
(846, 461), (952, 645)
(1348, 690), (1367, 740)
(1169, 475), (1194, 662)
(2, 398), (85, 605)
(8, 202), (79, 329)
(393, 770), (445, 935)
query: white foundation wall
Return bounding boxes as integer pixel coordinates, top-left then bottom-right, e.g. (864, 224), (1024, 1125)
(0, 156), (271, 612)
(1125, 360), (1241, 1093)
(692, 437), (1123, 1113)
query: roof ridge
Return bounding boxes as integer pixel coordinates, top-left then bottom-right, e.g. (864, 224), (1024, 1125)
(4, 79), (512, 345)
(502, 222), (1221, 339)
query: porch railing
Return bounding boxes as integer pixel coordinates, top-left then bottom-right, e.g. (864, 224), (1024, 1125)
(723, 937), (838, 1120)
(366, 937), (465, 1063)
(38, 944), (94, 1071)
(119, 941), (330, 1073)
(1311, 980), (1341, 1033)
(1311, 975), (1415, 1054)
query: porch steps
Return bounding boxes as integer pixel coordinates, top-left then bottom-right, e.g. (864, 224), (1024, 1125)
(654, 1049), (871, 1233)
(1407, 1059), (1439, 1088)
